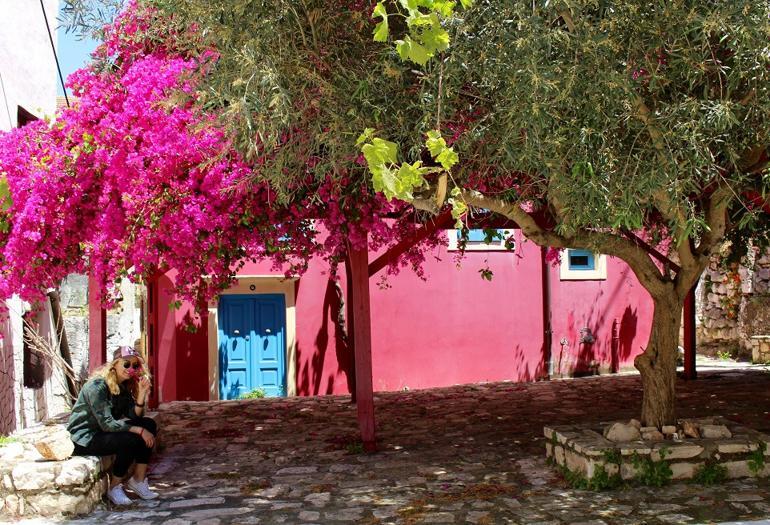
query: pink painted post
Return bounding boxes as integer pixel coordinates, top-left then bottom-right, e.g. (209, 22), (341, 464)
(88, 274), (106, 373)
(348, 242), (377, 452)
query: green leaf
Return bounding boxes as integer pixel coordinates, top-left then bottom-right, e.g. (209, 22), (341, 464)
(372, 1), (388, 19)
(394, 36), (430, 66)
(425, 130), (458, 169)
(459, 0), (473, 8)
(448, 196), (467, 220)
(373, 19), (389, 42)
(425, 129), (446, 156)
(356, 128), (376, 147)
(372, 3), (389, 42)
(420, 14), (450, 53)
(395, 161), (426, 198)
(436, 147), (459, 170)
(361, 137), (398, 173)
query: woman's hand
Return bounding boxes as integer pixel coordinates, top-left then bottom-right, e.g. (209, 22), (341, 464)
(131, 426), (155, 448)
(137, 375), (152, 396)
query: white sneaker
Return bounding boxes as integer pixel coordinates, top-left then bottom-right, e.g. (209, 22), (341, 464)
(107, 484), (132, 505)
(125, 476), (159, 500)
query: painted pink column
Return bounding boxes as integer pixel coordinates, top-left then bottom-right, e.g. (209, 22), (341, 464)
(349, 243), (377, 452)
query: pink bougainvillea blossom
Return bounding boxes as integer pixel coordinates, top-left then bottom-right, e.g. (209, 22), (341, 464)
(0, 1), (442, 309)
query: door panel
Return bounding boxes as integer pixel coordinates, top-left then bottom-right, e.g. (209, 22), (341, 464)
(219, 294), (286, 399)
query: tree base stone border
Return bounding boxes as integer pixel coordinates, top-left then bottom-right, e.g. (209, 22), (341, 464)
(545, 416), (770, 486)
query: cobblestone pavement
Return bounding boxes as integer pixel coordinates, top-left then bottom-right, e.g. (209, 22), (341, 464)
(16, 365), (770, 524)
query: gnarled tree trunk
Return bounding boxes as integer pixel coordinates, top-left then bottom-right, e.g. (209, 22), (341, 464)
(634, 293), (683, 428)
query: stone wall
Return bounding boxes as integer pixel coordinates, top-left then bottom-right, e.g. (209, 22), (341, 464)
(0, 275), (143, 437)
(697, 247), (770, 353)
(0, 434), (108, 517)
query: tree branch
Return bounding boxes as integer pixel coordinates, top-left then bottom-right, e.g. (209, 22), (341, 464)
(696, 185), (732, 257)
(633, 96), (698, 272)
(458, 189), (671, 297)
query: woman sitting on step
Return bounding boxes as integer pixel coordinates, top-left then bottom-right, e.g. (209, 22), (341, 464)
(67, 345), (159, 506)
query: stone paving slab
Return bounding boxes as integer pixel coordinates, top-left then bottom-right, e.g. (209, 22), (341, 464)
(2, 367), (770, 524)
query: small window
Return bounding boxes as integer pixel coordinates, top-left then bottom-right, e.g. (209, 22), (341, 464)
(447, 229), (515, 251)
(560, 249), (607, 280)
(567, 249), (595, 271)
(17, 106), (37, 128)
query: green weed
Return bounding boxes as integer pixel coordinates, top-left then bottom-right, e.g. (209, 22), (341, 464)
(631, 449), (672, 487)
(240, 388), (266, 399)
(748, 442), (767, 475)
(692, 462), (728, 485)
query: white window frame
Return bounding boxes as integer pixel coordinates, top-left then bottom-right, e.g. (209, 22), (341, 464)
(559, 249), (608, 280)
(447, 229), (515, 251)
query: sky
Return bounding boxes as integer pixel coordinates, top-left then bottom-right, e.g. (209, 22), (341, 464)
(55, 20), (98, 97)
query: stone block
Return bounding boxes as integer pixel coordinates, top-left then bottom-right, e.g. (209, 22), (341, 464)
(26, 491), (83, 516)
(724, 460), (751, 479)
(662, 425), (677, 435)
(545, 443), (553, 457)
(586, 459), (618, 479)
(642, 429), (664, 442)
(751, 337), (770, 363)
(554, 446), (565, 465)
(0, 443), (26, 462)
(620, 461), (640, 480)
(701, 425), (732, 439)
(604, 422), (641, 443)
(11, 462), (56, 491)
(564, 449), (588, 475)
(34, 427), (74, 461)
(655, 444), (704, 460)
(2, 473), (13, 490)
(682, 420), (700, 439)
(3, 494), (22, 516)
(718, 442), (751, 454)
(618, 443), (651, 456)
(55, 459), (91, 487)
(670, 462), (699, 480)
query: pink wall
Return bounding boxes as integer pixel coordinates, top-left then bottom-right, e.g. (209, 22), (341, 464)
(367, 231), (547, 390)
(548, 259), (653, 376)
(294, 263), (355, 396)
(153, 231), (654, 401)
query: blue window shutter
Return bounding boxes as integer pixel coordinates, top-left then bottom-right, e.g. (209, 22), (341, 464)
(568, 249), (595, 270)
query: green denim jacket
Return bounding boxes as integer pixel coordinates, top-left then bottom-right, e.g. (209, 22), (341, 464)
(67, 378), (136, 446)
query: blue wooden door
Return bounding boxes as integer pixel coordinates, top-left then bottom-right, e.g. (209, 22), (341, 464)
(218, 294), (286, 399)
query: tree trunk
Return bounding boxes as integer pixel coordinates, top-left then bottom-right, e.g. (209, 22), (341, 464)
(634, 294), (683, 428)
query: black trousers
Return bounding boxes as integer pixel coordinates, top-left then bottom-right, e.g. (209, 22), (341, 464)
(73, 417), (157, 478)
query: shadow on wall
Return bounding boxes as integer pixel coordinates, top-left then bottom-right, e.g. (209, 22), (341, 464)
(175, 310), (208, 401)
(557, 268), (642, 377)
(297, 278), (354, 396)
(512, 344), (547, 383)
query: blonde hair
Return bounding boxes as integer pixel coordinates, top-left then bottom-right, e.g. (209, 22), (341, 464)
(88, 355), (152, 397)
